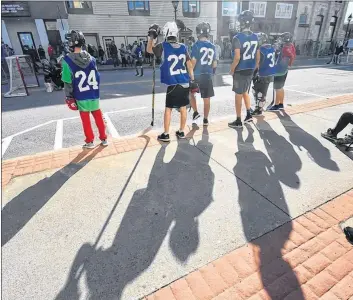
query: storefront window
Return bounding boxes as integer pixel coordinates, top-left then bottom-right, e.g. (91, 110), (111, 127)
(127, 1), (150, 16)
(182, 1), (200, 18)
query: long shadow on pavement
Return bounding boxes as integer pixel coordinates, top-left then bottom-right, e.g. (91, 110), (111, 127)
(277, 111), (339, 172)
(1, 148), (103, 246)
(55, 130), (214, 300)
(234, 123), (304, 299)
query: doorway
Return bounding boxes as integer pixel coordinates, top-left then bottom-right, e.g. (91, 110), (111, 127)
(17, 32), (36, 53)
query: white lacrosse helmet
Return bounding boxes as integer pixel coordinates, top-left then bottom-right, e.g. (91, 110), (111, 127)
(163, 22), (179, 39)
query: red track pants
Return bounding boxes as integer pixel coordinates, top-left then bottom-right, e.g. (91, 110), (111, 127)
(79, 109), (107, 143)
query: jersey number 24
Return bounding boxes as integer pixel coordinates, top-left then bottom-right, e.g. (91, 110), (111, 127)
(75, 70), (98, 92)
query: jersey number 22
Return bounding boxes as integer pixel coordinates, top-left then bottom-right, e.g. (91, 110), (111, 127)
(75, 70), (98, 92)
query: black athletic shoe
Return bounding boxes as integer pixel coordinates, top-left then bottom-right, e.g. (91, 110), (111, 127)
(158, 133), (170, 142)
(321, 128), (337, 141)
(268, 105), (280, 112)
(344, 226), (353, 244)
(244, 115), (253, 123)
(176, 130), (185, 139)
(203, 118), (209, 126)
(192, 111), (200, 121)
(135, 73), (139, 76)
(139, 74), (144, 77)
(252, 108), (263, 116)
(228, 119), (243, 128)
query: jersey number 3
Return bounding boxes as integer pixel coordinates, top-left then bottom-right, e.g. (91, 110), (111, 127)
(243, 41), (258, 60)
(75, 70), (98, 92)
(267, 52), (275, 67)
(200, 47), (214, 65)
(168, 54), (187, 76)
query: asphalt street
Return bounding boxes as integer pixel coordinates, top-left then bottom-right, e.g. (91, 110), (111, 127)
(2, 61), (353, 159)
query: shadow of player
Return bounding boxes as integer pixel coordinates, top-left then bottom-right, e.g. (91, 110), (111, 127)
(55, 131), (214, 300)
(233, 124), (304, 299)
(2, 148), (103, 246)
(278, 111), (339, 172)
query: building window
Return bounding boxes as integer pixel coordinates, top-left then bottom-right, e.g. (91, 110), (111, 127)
(275, 3), (293, 19)
(66, 1), (93, 14)
(299, 14), (308, 25)
(127, 1), (150, 16)
(249, 2), (267, 18)
(222, 1), (239, 17)
(182, 1), (200, 18)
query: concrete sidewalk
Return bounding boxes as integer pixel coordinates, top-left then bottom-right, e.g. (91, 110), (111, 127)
(2, 95), (353, 300)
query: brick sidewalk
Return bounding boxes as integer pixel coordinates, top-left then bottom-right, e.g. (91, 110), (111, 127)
(2, 94), (353, 188)
(144, 191), (353, 300)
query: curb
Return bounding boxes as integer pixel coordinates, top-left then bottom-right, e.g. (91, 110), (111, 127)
(2, 94), (353, 187)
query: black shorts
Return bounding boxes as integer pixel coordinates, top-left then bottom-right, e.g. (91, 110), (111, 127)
(274, 73), (288, 90)
(233, 70), (253, 94)
(253, 76), (273, 96)
(136, 60), (143, 67)
(195, 74), (214, 99)
(166, 85), (190, 109)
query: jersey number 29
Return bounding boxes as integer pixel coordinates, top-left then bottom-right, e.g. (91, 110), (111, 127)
(243, 41), (258, 60)
(168, 54), (187, 76)
(200, 47), (214, 65)
(75, 70), (98, 92)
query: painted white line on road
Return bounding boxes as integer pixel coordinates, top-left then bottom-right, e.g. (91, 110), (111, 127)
(101, 80), (152, 86)
(105, 106), (148, 115)
(54, 120), (63, 150)
(7, 120), (56, 139)
(60, 116), (80, 121)
(284, 88), (327, 99)
(2, 136), (13, 157)
(103, 113), (120, 138)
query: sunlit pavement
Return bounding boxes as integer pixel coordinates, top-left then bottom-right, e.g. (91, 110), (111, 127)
(2, 95), (353, 300)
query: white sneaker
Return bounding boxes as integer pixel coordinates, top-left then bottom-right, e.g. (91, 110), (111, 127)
(83, 142), (95, 149)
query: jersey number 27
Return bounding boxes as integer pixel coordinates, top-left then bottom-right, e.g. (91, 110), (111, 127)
(75, 70), (98, 92)
(243, 41), (258, 60)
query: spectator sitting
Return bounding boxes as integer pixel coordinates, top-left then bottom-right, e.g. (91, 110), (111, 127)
(322, 112), (353, 145)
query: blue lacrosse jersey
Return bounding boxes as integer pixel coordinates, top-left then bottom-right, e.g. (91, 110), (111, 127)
(135, 46), (143, 59)
(191, 40), (216, 76)
(234, 32), (258, 71)
(259, 45), (276, 77)
(160, 42), (190, 86)
(63, 55), (100, 101)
